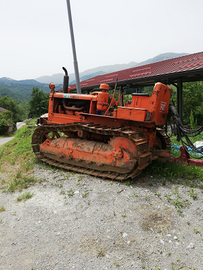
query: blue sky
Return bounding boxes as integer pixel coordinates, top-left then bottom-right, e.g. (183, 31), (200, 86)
(1, 0), (203, 80)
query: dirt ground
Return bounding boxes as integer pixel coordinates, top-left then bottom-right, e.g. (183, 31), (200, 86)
(0, 165), (203, 270)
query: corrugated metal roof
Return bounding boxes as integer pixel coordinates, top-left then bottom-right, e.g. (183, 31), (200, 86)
(70, 51), (203, 90)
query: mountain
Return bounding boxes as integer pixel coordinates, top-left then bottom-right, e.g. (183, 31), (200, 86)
(0, 86), (26, 103)
(35, 52), (188, 84)
(135, 52), (187, 66)
(0, 77), (45, 87)
(0, 77), (62, 102)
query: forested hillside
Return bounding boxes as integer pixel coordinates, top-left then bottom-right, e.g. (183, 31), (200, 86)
(0, 86), (26, 103)
(0, 77), (52, 102)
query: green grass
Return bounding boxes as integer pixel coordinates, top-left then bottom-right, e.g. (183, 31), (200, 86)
(17, 191), (34, 202)
(8, 172), (40, 192)
(0, 120), (41, 191)
(0, 206), (5, 212)
(0, 122), (37, 169)
(143, 160), (203, 181)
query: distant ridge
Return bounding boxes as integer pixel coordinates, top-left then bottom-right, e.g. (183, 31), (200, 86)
(0, 77), (48, 87)
(0, 77), (55, 102)
(35, 52), (188, 85)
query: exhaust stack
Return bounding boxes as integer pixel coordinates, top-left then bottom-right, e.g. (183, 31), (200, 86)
(62, 67), (69, 93)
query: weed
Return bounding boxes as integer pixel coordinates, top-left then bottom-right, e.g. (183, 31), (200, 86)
(125, 180), (131, 186)
(154, 191), (161, 198)
(0, 206), (5, 213)
(67, 189), (74, 197)
(156, 266), (161, 270)
(162, 178), (166, 185)
(77, 175), (83, 185)
(54, 183), (63, 188)
(189, 182), (197, 188)
(97, 250), (105, 258)
(174, 186), (181, 198)
(145, 194), (151, 204)
(76, 180), (81, 186)
(60, 190), (65, 195)
(193, 227), (201, 235)
(114, 260), (120, 267)
(166, 193), (172, 202)
(132, 192), (139, 197)
(82, 190), (89, 198)
(122, 213), (127, 217)
(17, 192), (34, 202)
(172, 199), (190, 210)
(189, 188), (198, 200)
(8, 175), (38, 192)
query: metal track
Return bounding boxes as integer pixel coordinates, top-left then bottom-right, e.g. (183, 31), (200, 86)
(156, 127), (171, 151)
(32, 123), (168, 181)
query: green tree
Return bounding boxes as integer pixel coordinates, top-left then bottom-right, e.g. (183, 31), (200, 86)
(28, 87), (49, 118)
(182, 81), (203, 125)
(0, 95), (25, 123)
(0, 110), (13, 135)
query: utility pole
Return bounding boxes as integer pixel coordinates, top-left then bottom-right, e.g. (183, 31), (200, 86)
(65, 0), (81, 94)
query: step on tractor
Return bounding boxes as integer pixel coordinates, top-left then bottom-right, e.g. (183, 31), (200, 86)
(32, 68), (203, 181)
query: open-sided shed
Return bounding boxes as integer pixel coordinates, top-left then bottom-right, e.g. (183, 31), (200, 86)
(71, 51), (203, 122)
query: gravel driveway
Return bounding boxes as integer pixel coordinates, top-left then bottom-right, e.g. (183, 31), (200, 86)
(0, 165), (203, 270)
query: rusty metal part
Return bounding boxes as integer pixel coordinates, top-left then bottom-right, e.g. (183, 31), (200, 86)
(171, 146), (203, 167)
(152, 128), (171, 160)
(40, 137), (136, 173)
(32, 123), (161, 180)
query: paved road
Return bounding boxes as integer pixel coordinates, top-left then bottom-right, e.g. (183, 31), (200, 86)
(0, 137), (14, 146)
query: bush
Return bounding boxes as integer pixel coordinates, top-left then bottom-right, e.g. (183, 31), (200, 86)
(0, 111), (13, 135)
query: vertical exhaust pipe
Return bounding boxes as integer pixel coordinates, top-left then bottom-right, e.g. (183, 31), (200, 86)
(62, 67), (69, 93)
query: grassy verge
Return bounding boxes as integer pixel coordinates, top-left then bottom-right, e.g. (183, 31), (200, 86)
(0, 119), (41, 192)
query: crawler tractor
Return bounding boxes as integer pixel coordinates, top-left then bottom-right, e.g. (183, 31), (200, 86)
(32, 68), (203, 180)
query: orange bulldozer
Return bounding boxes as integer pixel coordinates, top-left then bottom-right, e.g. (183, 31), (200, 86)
(32, 67), (203, 180)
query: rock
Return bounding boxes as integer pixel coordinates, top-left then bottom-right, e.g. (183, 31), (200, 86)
(16, 122), (26, 130)
(186, 243), (195, 249)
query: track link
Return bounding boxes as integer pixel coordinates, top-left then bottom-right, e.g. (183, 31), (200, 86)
(32, 123), (160, 180)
